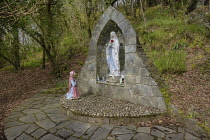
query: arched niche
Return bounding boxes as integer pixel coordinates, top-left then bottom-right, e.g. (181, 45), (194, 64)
(97, 20), (125, 82)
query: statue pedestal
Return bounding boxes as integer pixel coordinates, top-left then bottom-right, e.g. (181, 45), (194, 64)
(106, 76), (120, 83)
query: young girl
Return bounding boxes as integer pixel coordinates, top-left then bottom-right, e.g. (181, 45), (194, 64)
(66, 71), (79, 99)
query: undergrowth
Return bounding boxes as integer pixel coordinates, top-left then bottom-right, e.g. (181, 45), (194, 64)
(149, 50), (187, 74)
(135, 6), (209, 74)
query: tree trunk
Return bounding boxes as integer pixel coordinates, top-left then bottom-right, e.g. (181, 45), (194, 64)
(0, 52), (18, 69)
(42, 48), (46, 69)
(45, 46), (60, 77)
(85, 0), (92, 39)
(12, 26), (21, 70)
(122, 0), (129, 15)
(140, 0), (147, 31)
(187, 0), (199, 14)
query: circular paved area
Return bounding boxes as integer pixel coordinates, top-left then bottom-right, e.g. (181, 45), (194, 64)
(4, 94), (209, 140)
(60, 95), (164, 117)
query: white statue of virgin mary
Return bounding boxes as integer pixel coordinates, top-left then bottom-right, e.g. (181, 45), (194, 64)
(106, 31), (120, 77)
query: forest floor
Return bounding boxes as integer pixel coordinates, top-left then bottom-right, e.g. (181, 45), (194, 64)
(168, 47), (210, 129)
(0, 47), (209, 139)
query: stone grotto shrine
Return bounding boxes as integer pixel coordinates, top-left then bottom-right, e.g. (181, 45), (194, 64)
(76, 6), (166, 111)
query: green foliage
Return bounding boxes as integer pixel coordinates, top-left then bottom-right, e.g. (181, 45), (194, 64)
(149, 50), (187, 74)
(54, 80), (68, 88)
(60, 34), (88, 57)
(22, 59), (42, 68)
(135, 5), (209, 75)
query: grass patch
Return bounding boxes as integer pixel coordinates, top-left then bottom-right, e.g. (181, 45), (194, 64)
(54, 80), (68, 88)
(149, 50), (187, 74)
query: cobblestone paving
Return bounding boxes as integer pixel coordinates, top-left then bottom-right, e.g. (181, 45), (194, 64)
(60, 95), (164, 117)
(4, 94), (209, 140)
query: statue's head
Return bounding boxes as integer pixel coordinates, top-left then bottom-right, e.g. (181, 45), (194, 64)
(110, 31), (116, 39)
(70, 71), (76, 77)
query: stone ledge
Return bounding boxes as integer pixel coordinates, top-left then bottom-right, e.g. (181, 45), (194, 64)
(97, 81), (124, 87)
(60, 95), (166, 125)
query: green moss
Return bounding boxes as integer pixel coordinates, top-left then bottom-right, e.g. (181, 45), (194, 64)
(160, 86), (171, 110)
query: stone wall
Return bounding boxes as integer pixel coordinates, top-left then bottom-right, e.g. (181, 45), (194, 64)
(77, 6), (166, 110)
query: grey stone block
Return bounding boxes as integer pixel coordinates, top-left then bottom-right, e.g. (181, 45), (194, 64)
(178, 127), (185, 133)
(43, 108), (61, 114)
(154, 126), (176, 133)
(166, 133), (184, 140)
(40, 134), (63, 140)
(151, 128), (165, 138)
(19, 114), (37, 123)
(134, 57), (146, 68)
(125, 45), (136, 53)
(102, 12), (109, 22)
(25, 123), (39, 134)
(66, 136), (81, 140)
(48, 114), (68, 124)
(111, 9), (120, 20)
(13, 106), (26, 112)
(140, 77), (157, 86)
(139, 85), (153, 96)
(73, 132), (83, 137)
(125, 65), (138, 75)
(118, 19), (130, 30)
(31, 128), (47, 139)
(16, 133), (35, 140)
(4, 124), (29, 140)
(22, 109), (40, 114)
(133, 96), (151, 107)
(89, 38), (97, 48)
(35, 111), (47, 120)
(36, 118), (56, 130)
(4, 121), (25, 129)
(133, 133), (154, 140)
(122, 25), (136, 37)
(97, 17), (105, 27)
(106, 6), (114, 17)
(114, 133), (135, 140)
(185, 132), (201, 140)
(111, 126), (135, 135)
(40, 103), (59, 110)
(125, 53), (135, 64)
(87, 56), (96, 63)
(88, 62), (96, 71)
(132, 85), (143, 96)
(136, 127), (151, 133)
(65, 121), (91, 133)
(129, 36), (137, 45)
(82, 126), (99, 139)
(150, 97), (166, 110)
(140, 68), (150, 76)
(92, 30), (100, 40)
(115, 13), (125, 24)
(151, 86), (163, 96)
(124, 75), (135, 85)
(90, 127), (112, 140)
(55, 128), (74, 139)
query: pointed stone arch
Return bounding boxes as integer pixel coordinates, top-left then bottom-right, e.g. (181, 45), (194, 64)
(77, 6), (166, 110)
